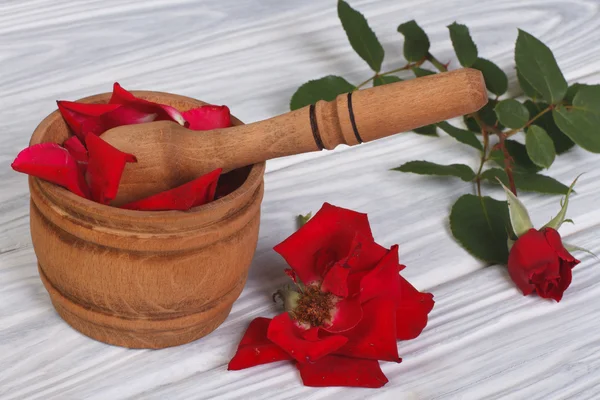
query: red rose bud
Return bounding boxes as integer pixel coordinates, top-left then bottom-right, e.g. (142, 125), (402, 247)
(508, 228), (580, 302)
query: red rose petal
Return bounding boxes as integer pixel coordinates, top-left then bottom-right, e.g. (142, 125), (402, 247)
(313, 248), (338, 279)
(63, 136), (88, 163)
(543, 227), (580, 265)
(344, 236), (390, 297)
(85, 134), (137, 204)
(284, 268), (299, 284)
(302, 327), (321, 341)
(109, 82), (187, 127)
(227, 317), (292, 370)
(109, 82), (138, 103)
(81, 104), (159, 137)
(360, 245), (401, 303)
(530, 257), (562, 301)
(335, 298), (400, 362)
(324, 296), (362, 334)
(120, 169), (221, 211)
(57, 101), (121, 139)
(321, 262), (350, 298)
(553, 263), (573, 302)
(182, 105), (232, 131)
(346, 233), (389, 272)
(267, 312), (347, 363)
(274, 203), (373, 285)
(11, 143), (89, 198)
(395, 276), (435, 340)
(346, 270), (369, 299)
(296, 355), (389, 388)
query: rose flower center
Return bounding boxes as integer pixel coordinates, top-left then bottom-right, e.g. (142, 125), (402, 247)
(292, 285), (335, 328)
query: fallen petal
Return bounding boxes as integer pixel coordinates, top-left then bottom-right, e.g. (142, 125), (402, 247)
(11, 143), (89, 198)
(120, 169), (222, 211)
(57, 101), (121, 139)
(227, 317), (293, 370)
(296, 355), (389, 388)
(109, 82), (187, 126)
(81, 105), (158, 137)
(85, 134), (137, 204)
(63, 136), (88, 163)
(183, 105), (232, 130)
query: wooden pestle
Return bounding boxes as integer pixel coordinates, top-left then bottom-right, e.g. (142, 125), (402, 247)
(101, 68), (488, 206)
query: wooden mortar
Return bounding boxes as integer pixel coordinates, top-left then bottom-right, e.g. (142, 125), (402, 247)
(28, 91), (264, 349)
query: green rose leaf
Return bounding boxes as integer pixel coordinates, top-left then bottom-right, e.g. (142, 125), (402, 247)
(373, 75), (402, 87)
(472, 58), (508, 96)
(517, 69), (542, 99)
(515, 29), (567, 104)
(338, 0), (385, 72)
(296, 212), (313, 229)
(553, 85), (600, 153)
(412, 124), (438, 136)
(494, 99), (530, 129)
(564, 83), (589, 103)
(448, 22), (478, 67)
(482, 169), (569, 195)
(437, 121), (483, 150)
(450, 194), (511, 264)
(290, 75), (355, 110)
(526, 125), (556, 168)
(412, 67), (436, 77)
(393, 161), (475, 181)
(397, 20), (430, 62)
(489, 139), (542, 173)
(524, 101), (574, 154)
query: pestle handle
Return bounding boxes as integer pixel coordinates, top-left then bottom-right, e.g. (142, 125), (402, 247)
(207, 68), (487, 172)
(102, 68), (488, 205)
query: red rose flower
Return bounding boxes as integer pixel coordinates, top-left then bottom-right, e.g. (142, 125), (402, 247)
(228, 203), (434, 388)
(508, 227), (580, 302)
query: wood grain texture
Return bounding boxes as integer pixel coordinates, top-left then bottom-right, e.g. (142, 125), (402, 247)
(27, 91), (266, 348)
(103, 69), (486, 204)
(1, 0), (600, 398)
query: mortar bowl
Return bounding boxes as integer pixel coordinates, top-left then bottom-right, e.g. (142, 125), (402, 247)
(28, 91), (265, 349)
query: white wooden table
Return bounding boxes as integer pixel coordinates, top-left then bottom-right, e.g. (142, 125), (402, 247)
(2, 0), (600, 398)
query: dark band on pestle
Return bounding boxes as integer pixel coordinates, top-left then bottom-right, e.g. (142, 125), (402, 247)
(347, 92), (363, 144)
(309, 104), (325, 150)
